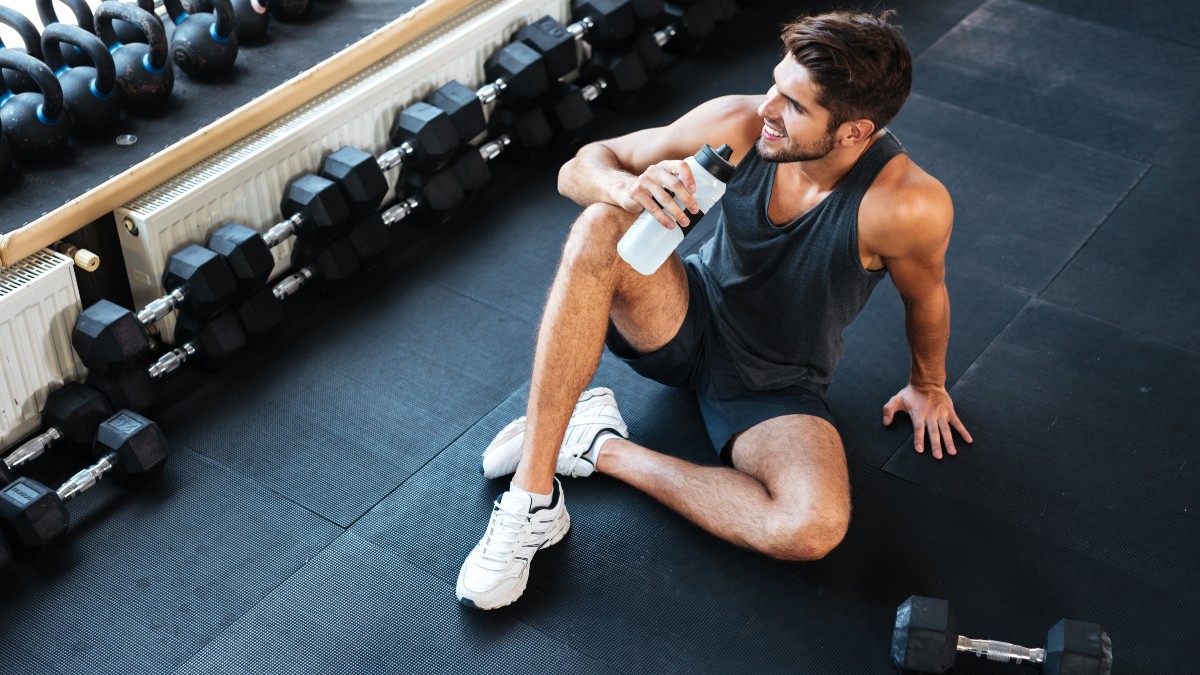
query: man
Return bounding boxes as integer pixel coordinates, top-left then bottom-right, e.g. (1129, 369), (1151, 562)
(457, 10), (972, 610)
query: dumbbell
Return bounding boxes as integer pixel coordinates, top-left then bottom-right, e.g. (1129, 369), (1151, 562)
(318, 101), (460, 220)
(86, 311), (248, 412)
(236, 236), (364, 341)
(649, 1), (716, 57)
(514, 4), (639, 80)
(269, 0), (312, 21)
(0, 383), (114, 487)
(448, 135), (513, 199)
(95, 1), (174, 112)
(539, 78), (608, 146)
(0, 7), (44, 93)
(0, 410), (168, 560)
(41, 24), (124, 137)
(892, 596), (1112, 675)
(73, 244), (238, 376)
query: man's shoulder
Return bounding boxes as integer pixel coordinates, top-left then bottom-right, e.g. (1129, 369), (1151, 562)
(861, 153), (953, 257)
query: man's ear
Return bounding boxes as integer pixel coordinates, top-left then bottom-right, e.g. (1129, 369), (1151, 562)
(840, 119), (877, 145)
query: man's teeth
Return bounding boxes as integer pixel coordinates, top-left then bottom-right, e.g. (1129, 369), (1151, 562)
(763, 124), (784, 139)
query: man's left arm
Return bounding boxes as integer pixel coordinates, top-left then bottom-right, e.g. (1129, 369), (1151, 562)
(868, 180), (973, 459)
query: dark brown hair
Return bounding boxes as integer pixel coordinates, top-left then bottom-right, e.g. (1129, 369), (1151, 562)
(781, 10), (912, 132)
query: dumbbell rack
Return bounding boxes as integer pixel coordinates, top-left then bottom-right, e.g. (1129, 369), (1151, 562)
(0, 249), (85, 448)
(116, 0), (566, 343)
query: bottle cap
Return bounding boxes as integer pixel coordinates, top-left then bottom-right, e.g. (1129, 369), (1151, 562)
(694, 143), (735, 183)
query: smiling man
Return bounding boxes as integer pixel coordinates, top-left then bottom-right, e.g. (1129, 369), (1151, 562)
(457, 10), (972, 610)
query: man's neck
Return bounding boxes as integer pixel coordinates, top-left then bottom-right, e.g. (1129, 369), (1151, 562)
(778, 131), (884, 192)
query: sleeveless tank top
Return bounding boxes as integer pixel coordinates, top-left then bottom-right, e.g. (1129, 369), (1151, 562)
(689, 131), (904, 390)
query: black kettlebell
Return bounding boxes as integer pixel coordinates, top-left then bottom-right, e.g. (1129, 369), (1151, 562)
(41, 24), (123, 137)
(0, 128), (12, 181)
(95, 1), (174, 112)
(33, 0), (103, 68)
(187, 0), (270, 45)
(269, 0), (312, 21)
(162, 0), (239, 79)
(0, 8), (45, 94)
(0, 50), (71, 163)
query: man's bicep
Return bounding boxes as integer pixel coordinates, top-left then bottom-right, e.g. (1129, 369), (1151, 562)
(598, 95), (762, 174)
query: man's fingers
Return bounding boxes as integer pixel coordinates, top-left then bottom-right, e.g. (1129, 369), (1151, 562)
(913, 417), (925, 454)
(939, 418), (957, 456)
(882, 396), (901, 425)
(926, 417), (943, 459)
(950, 413), (973, 444)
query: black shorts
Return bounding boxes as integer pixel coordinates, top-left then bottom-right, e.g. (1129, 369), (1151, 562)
(604, 259), (835, 465)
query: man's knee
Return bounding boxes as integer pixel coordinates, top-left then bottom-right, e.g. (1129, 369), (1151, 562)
(563, 203), (635, 272)
(762, 506), (850, 562)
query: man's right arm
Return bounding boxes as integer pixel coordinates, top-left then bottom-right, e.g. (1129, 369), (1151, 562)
(557, 95), (763, 229)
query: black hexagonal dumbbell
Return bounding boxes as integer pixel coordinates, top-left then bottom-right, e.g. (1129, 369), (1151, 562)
(0, 383), (114, 487)
(488, 103), (555, 163)
(447, 135), (514, 199)
(424, 43), (552, 147)
(653, 1), (716, 56)
(85, 311), (248, 413)
(318, 102), (461, 221)
(515, 3), (639, 80)
(539, 78), (611, 147)
(73, 244), (238, 377)
(891, 596), (1113, 675)
(0, 409), (168, 560)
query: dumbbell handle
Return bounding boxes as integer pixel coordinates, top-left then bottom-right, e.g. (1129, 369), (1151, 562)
(273, 266), (315, 301)
(137, 287), (187, 325)
(480, 134), (511, 161)
(566, 16), (593, 41)
(56, 452), (116, 502)
(654, 25), (678, 47)
(957, 635), (1045, 665)
(3, 427), (63, 471)
(581, 78), (607, 103)
(262, 212), (306, 248)
(147, 342), (199, 379)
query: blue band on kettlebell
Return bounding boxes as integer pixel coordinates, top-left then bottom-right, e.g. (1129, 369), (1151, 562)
(72, 44), (85, 56)
(91, 80), (112, 100)
(0, 91), (12, 106)
(143, 53), (164, 74)
(37, 104), (59, 126)
(55, 65), (71, 77)
(175, 11), (190, 25)
(210, 24), (231, 43)
(109, 42), (124, 54)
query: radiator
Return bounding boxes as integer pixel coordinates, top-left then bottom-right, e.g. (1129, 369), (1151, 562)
(115, 0), (567, 343)
(0, 250), (85, 449)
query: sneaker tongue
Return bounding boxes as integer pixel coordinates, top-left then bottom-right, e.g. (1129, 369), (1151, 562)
(499, 490), (534, 512)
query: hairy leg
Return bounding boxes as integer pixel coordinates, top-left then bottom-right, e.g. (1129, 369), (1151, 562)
(512, 204), (691, 495)
(595, 414), (851, 560)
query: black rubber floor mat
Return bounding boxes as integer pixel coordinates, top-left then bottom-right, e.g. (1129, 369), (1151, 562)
(888, 94), (1148, 296)
(1043, 166), (1199, 353)
(0, 445), (342, 673)
(884, 299), (1200, 597)
(914, 0), (1200, 161)
(174, 532), (603, 674)
(159, 279), (534, 527)
(1021, 0), (1200, 48)
(1149, 102), (1200, 169)
(828, 270), (1030, 467)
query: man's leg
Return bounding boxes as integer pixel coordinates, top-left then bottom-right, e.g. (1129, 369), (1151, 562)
(511, 203), (692, 496)
(596, 414), (851, 560)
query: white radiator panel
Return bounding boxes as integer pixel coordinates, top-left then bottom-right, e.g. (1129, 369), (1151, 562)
(116, 0), (568, 342)
(0, 250), (85, 449)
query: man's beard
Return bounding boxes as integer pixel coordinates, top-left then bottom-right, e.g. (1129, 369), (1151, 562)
(756, 128), (838, 162)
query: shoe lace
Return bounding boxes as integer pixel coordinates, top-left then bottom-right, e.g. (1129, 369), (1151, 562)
(479, 500), (532, 568)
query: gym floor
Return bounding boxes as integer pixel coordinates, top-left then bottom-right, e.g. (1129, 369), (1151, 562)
(3, 0), (1199, 672)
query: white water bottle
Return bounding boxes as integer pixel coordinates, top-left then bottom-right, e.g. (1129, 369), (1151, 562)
(617, 143), (736, 275)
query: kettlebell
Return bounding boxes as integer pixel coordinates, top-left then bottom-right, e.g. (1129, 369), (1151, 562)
(0, 118), (13, 181)
(0, 8), (45, 94)
(269, 0), (313, 21)
(187, 0), (270, 45)
(95, 1), (174, 112)
(0, 50), (71, 163)
(41, 24), (123, 137)
(34, 0), (102, 68)
(161, 0), (239, 79)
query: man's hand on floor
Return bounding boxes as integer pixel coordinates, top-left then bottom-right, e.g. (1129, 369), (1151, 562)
(883, 384), (973, 459)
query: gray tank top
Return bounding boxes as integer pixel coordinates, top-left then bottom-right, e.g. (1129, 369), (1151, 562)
(689, 131), (903, 390)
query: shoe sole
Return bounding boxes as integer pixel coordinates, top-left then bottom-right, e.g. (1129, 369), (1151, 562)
(456, 512), (571, 610)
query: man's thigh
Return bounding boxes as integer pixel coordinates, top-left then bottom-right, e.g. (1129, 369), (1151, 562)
(729, 414), (851, 523)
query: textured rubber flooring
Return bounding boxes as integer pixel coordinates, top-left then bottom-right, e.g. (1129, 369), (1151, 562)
(914, 0), (1200, 161)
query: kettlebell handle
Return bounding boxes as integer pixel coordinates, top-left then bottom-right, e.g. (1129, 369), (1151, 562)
(0, 7), (45, 59)
(94, 1), (171, 71)
(34, 0), (96, 35)
(41, 23), (119, 98)
(0, 50), (65, 122)
(162, 0), (237, 40)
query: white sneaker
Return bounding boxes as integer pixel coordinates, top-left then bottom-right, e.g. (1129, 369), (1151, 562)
(456, 478), (571, 610)
(481, 387), (628, 479)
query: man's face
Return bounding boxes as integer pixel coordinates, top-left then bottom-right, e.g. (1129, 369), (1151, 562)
(755, 57), (839, 162)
